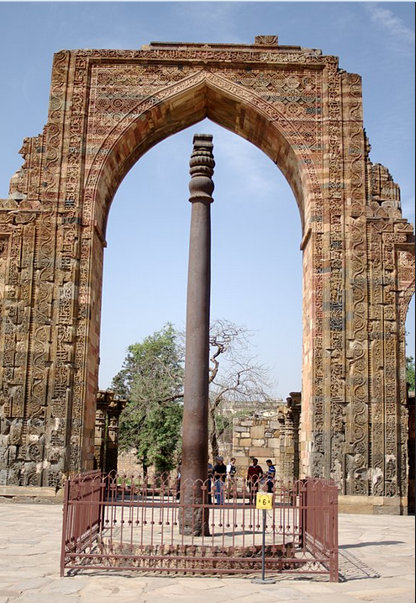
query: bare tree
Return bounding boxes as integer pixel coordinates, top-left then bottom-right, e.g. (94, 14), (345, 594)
(115, 320), (273, 471)
(207, 319), (273, 459)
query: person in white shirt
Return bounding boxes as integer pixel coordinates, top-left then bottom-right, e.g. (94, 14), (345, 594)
(226, 457), (237, 498)
(226, 457), (237, 479)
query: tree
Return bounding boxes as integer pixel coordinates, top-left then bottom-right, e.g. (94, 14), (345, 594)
(113, 319), (272, 472)
(406, 356), (415, 392)
(207, 319), (272, 459)
(113, 324), (184, 474)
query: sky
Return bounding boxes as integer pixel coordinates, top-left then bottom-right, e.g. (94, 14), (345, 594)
(0, 1), (414, 398)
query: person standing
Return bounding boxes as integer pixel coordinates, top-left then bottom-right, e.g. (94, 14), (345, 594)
(207, 462), (213, 504)
(226, 457), (237, 497)
(246, 458), (263, 504)
(226, 457), (237, 479)
(176, 464), (181, 500)
(265, 459), (276, 493)
(213, 456), (227, 505)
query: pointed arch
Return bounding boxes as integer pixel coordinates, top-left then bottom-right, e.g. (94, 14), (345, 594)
(85, 70), (320, 236)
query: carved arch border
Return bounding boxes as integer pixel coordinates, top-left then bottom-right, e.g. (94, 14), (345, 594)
(82, 69), (323, 235)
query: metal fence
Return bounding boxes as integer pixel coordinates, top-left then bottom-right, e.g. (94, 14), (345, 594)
(60, 472), (338, 581)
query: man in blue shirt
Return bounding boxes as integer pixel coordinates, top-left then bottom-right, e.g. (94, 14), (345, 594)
(265, 459), (276, 493)
(213, 456), (227, 504)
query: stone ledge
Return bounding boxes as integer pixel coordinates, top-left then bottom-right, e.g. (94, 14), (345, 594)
(338, 495), (408, 515)
(0, 485), (63, 502)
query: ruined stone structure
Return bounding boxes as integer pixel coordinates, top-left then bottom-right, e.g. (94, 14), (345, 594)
(227, 394), (301, 483)
(94, 390), (126, 473)
(0, 36), (414, 512)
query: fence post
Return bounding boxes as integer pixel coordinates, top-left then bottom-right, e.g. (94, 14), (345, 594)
(329, 484), (339, 582)
(60, 479), (70, 577)
(99, 472), (106, 533)
(251, 493), (276, 585)
(298, 479), (307, 549)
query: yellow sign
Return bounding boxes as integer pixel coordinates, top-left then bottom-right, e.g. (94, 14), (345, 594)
(256, 493), (273, 509)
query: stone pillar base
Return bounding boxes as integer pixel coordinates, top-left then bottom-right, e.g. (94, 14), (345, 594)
(338, 495), (408, 515)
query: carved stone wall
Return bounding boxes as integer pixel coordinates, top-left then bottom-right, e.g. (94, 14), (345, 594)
(0, 36), (414, 512)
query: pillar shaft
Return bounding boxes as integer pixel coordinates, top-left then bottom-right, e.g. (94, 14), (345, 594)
(181, 200), (211, 473)
(180, 134), (215, 535)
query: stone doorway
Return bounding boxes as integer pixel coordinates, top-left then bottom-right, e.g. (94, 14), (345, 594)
(0, 36), (414, 512)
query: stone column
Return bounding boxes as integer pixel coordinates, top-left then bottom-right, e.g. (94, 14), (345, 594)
(105, 396), (126, 473)
(94, 390), (126, 472)
(180, 134), (215, 535)
(94, 391), (109, 470)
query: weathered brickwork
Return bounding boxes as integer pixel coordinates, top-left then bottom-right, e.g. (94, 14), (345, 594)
(0, 37), (414, 512)
(231, 395), (301, 482)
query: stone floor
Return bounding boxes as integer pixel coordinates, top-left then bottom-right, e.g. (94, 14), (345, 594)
(0, 502), (414, 602)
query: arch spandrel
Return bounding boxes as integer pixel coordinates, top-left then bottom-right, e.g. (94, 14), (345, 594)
(0, 39), (414, 513)
(84, 70), (322, 237)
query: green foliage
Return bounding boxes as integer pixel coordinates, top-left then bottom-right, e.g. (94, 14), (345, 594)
(406, 356), (415, 392)
(113, 324), (184, 473)
(136, 403), (183, 474)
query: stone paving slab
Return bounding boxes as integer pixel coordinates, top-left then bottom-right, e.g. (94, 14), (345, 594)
(0, 503), (414, 601)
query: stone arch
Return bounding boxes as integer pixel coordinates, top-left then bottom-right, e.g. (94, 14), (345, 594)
(80, 70), (320, 488)
(0, 38), (414, 513)
(86, 70), (317, 237)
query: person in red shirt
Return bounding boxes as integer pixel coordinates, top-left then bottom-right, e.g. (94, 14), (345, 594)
(246, 458), (263, 504)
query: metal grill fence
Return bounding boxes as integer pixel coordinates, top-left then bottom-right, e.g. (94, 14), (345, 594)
(60, 471), (338, 581)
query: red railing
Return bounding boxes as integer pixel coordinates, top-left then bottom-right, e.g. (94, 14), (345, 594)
(60, 472), (338, 581)
(298, 478), (339, 582)
(60, 470), (105, 576)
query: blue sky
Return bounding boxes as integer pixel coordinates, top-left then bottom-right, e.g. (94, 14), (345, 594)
(0, 2), (414, 397)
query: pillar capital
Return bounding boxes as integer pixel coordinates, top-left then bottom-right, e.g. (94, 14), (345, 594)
(189, 133), (215, 203)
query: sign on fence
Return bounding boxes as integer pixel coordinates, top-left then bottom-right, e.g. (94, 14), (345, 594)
(256, 492), (273, 509)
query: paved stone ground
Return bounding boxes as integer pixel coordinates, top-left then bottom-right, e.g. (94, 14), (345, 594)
(0, 502), (414, 602)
